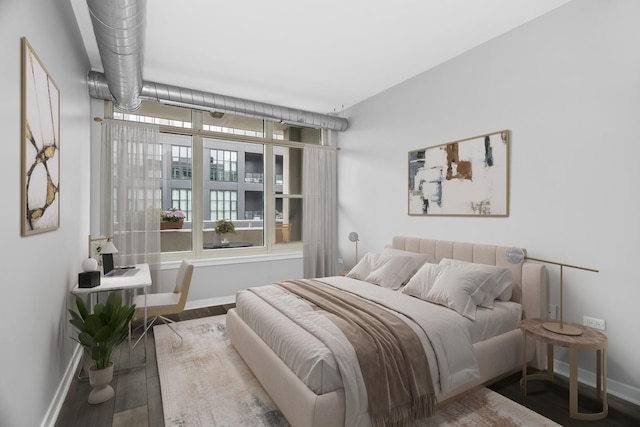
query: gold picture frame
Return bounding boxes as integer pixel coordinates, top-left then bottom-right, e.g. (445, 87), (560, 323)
(21, 37), (60, 235)
(408, 130), (510, 217)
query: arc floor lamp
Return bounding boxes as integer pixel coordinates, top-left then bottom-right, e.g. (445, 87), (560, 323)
(506, 247), (599, 336)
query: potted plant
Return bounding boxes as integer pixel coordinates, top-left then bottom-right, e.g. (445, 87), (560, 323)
(214, 219), (235, 245)
(161, 207), (185, 230)
(68, 292), (136, 404)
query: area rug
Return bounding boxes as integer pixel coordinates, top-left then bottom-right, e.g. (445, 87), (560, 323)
(155, 315), (560, 427)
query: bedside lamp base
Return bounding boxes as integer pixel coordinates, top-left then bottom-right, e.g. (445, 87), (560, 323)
(543, 321), (583, 336)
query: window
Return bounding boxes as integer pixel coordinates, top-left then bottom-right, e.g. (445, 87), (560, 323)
(112, 100), (323, 258)
(210, 149), (237, 182)
(172, 145), (192, 179)
(210, 190), (237, 220)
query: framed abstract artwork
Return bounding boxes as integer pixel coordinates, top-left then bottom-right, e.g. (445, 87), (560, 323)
(408, 130), (509, 217)
(21, 37), (60, 235)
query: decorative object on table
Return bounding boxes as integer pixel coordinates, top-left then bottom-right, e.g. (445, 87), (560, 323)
(161, 208), (185, 230)
(78, 270), (100, 288)
(68, 292), (136, 404)
(506, 247), (598, 336)
(21, 37), (61, 236)
(100, 239), (119, 275)
(214, 219), (235, 246)
(87, 235), (110, 268)
(81, 257), (98, 272)
(348, 231), (359, 266)
(408, 130), (509, 217)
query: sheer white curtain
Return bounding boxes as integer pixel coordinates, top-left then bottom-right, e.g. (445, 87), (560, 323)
(302, 145), (337, 278)
(100, 119), (162, 287)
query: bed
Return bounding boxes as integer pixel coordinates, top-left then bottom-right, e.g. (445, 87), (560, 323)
(227, 237), (549, 426)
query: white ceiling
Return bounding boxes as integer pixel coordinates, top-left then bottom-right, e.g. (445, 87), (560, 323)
(70, 0), (570, 115)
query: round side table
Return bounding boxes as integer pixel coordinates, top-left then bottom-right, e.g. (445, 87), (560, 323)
(520, 318), (608, 421)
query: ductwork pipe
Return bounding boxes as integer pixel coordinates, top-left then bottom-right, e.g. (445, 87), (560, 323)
(88, 71), (349, 131)
(87, 0), (145, 112)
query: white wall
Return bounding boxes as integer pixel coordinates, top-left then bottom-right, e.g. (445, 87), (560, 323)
(338, 0), (640, 404)
(0, 0), (91, 426)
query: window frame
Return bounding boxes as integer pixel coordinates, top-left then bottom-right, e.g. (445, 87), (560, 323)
(106, 101), (325, 262)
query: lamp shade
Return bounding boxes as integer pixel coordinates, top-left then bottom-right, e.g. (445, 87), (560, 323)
(101, 241), (119, 254)
(505, 247), (526, 265)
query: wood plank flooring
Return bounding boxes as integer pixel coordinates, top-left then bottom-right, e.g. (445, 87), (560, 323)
(56, 305), (640, 426)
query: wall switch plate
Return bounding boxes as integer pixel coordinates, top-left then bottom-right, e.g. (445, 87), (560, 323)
(338, 258), (344, 264)
(583, 316), (606, 331)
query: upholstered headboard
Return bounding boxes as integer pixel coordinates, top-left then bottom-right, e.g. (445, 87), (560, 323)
(391, 236), (548, 320)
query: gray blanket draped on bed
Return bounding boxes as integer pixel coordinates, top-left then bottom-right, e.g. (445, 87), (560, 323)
(277, 279), (436, 427)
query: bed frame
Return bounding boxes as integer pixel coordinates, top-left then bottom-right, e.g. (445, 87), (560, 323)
(227, 237), (549, 427)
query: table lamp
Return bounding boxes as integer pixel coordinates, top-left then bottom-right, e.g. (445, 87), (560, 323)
(505, 247), (598, 336)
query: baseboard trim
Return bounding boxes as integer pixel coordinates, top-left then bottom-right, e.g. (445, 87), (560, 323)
(40, 344), (83, 427)
(554, 359), (640, 407)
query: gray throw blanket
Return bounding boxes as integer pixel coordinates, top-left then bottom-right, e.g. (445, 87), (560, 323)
(277, 279), (436, 427)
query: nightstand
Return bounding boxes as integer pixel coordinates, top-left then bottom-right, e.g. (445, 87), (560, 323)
(339, 269), (350, 276)
(520, 318), (608, 420)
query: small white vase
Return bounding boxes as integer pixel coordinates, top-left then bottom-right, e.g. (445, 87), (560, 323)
(88, 362), (115, 404)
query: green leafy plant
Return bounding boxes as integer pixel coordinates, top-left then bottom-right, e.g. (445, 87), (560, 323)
(214, 219), (236, 234)
(68, 292), (136, 370)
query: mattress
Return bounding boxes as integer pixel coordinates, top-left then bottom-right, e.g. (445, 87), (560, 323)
(235, 276), (522, 396)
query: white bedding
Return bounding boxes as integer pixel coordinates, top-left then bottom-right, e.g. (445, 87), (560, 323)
(236, 276), (523, 427)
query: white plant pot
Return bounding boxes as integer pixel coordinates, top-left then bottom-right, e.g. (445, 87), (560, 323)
(88, 362), (115, 404)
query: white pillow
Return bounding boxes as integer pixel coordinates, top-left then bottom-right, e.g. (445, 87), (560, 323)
(382, 247), (437, 266)
(401, 263), (445, 299)
(346, 252), (379, 281)
(425, 267), (494, 320)
(439, 258), (513, 302)
(347, 253), (420, 290)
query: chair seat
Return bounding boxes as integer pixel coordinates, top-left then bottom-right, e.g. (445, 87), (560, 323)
(133, 292), (181, 310)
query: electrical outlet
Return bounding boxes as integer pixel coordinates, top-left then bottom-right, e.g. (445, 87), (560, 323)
(583, 316), (606, 331)
(548, 304), (557, 320)
(338, 258), (344, 265)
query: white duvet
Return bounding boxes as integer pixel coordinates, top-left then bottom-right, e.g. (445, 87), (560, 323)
(246, 276), (482, 427)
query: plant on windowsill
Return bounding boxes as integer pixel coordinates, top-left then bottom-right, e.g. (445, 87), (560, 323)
(214, 219), (236, 246)
(68, 292), (136, 404)
(161, 208), (185, 230)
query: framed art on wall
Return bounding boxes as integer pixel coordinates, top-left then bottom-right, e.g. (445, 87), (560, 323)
(408, 130), (509, 217)
(21, 37), (60, 235)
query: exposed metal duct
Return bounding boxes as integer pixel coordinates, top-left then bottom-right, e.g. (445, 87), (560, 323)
(87, 0), (146, 112)
(88, 71), (349, 131)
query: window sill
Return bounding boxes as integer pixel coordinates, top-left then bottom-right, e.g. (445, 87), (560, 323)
(159, 248), (302, 269)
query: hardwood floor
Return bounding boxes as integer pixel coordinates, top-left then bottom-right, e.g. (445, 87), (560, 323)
(56, 305), (640, 426)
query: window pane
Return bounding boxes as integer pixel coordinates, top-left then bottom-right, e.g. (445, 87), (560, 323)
(274, 146), (302, 244)
(203, 111), (264, 138)
(272, 122), (321, 144)
(210, 148), (238, 182)
(161, 133), (192, 252)
(114, 101), (192, 128)
(203, 138), (265, 249)
(275, 198), (301, 244)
